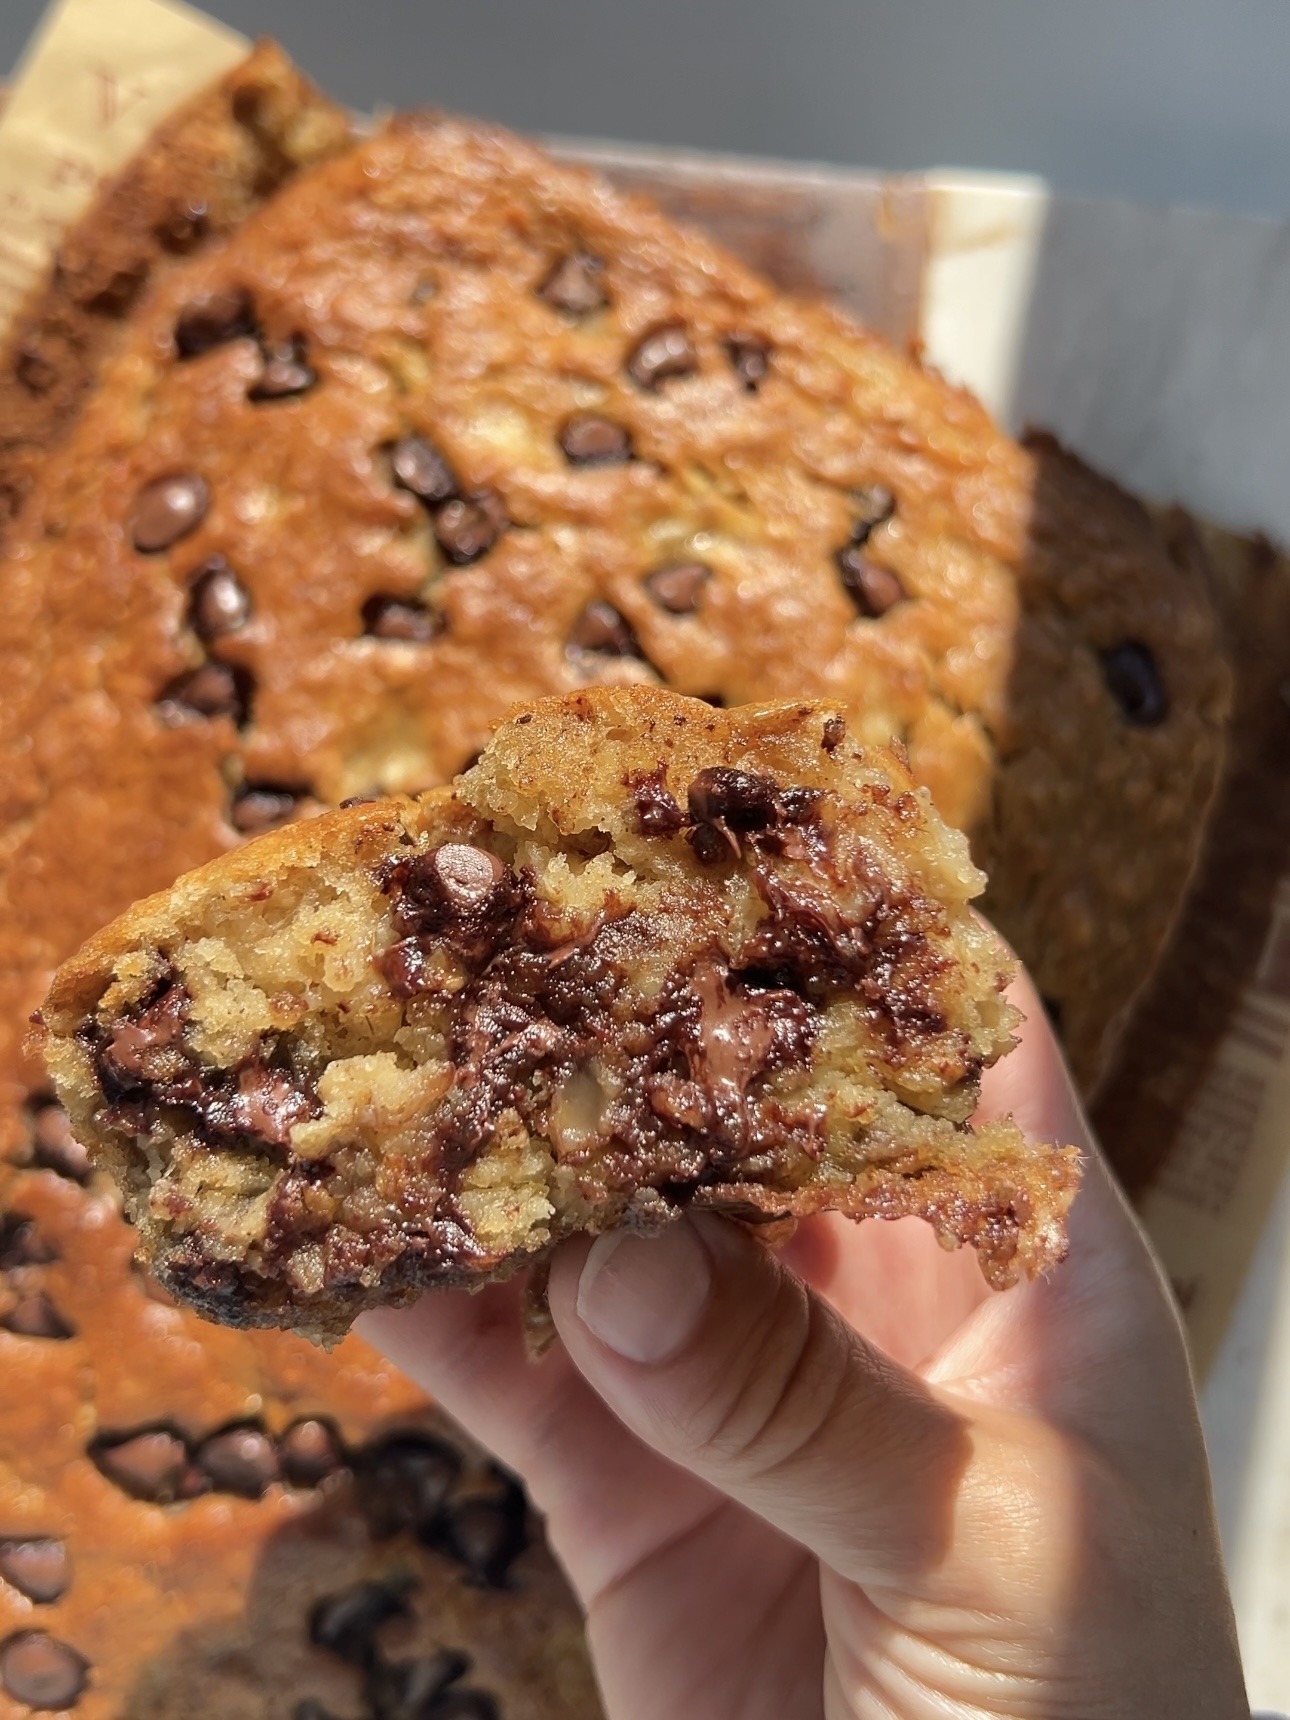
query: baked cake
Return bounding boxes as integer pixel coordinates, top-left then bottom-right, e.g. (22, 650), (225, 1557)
(38, 689), (1079, 1345)
(0, 45), (1226, 1718)
(0, 111), (1227, 1105)
(0, 41), (350, 536)
(0, 56), (599, 1720)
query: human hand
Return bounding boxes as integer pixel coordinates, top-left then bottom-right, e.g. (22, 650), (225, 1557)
(360, 972), (1248, 1719)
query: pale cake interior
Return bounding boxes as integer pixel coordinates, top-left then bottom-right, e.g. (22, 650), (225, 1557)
(40, 690), (1079, 1343)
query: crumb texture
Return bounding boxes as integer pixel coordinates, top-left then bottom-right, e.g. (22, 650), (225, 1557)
(41, 690), (1079, 1344)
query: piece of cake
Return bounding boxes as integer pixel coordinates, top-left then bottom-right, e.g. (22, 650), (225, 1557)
(37, 689), (1080, 1346)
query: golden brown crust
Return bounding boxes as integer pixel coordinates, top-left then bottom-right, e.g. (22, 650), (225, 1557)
(0, 40), (350, 531)
(39, 689), (1080, 1347)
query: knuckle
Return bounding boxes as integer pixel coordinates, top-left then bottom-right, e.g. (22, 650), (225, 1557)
(690, 1277), (855, 1483)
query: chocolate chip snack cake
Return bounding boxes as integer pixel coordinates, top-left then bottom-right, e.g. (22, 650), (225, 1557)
(0, 40), (1224, 1719)
(38, 689), (1079, 1344)
(0, 42), (350, 535)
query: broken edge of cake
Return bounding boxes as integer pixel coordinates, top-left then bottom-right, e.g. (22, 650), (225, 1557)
(35, 688), (1081, 1345)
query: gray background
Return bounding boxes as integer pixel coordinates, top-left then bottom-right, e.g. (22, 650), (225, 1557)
(5, 0), (1290, 216)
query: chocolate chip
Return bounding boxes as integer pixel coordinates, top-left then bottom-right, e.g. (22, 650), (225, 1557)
(376, 938), (433, 999)
(645, 560), (710, 615)
(1100, 640), (1168, 726)
(156, 198), (208, 253)
(628, 767), (686, 837)
(248, 336), (316, 400)
(0, 1213), (56, 1270)
(28, 1102), (90, 1182)
(175, 286), (255, 358)
(310, 1580), (408, 1665)
(850, 484), (896, 542)
(821, 715), (846, 752)
(432, 1693), (500, 1720)
(354, 1433), (459, 1539)
(195, 1425), (280, 1497)
(131, 474), (211, 553)
(365, 1650), (469, 1720)
(87, 263), (147, 316)
(1, 1294), (74, 1340)
(99, 984), (190, 1090)
(362, 595), (442, 643)
(226, 1061), (317, 1148)
(15, 344), (57, 395)
(390, 436), (458, 506)
(0, 1541), (69, 1605)
(91, 1428), (196, 1502)
(688, 822), (732, 866)
(687, 767), (780, 832)
(156, 661), (250, 726)
(538, 251), (607, 315)
(229, 783), (304, 835)
(383, 848), (522, 969)
(417, 846), (508, 914)
(293, 1703), (341, 1720)
(0, 1632), (89, 1710)
(559, 413), (632, 466)
(279, 1418), (347, 1487)
(433, 493), (506, 565)
(627, 324), (698, 390)
(444, 1494), (527, 1587)
(725, 333), (771, 391)
(569, 600), (637, 656)
(187, 557), (251, 639)
(836, 547), (906, 618)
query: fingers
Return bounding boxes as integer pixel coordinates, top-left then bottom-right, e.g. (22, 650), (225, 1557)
(780, 1210), (991, 1369)
(358, 1284), (722, 1608)
(547, 1211), (973, 1588)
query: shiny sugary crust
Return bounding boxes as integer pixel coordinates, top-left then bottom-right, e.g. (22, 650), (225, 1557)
(38, 689), (1080, 1349)
(0, 40), (351, 535)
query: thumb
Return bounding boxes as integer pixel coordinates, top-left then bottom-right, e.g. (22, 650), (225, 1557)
(547, 1213), (972, 1588)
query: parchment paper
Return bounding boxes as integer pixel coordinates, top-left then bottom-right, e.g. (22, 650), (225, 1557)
(0, 0), (244, 333)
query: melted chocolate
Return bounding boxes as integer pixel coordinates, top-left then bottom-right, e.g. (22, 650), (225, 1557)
(627, 765), (686, 837)
(88, 979), (319, 1156)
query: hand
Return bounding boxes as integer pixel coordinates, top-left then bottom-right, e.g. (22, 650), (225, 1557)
(360, 972), (1249, 1719)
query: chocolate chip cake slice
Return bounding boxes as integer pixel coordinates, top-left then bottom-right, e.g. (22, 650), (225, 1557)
(37, 689), (1079, 1345)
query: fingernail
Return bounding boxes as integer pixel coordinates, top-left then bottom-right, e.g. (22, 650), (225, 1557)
(576, 1221), (712, 1364)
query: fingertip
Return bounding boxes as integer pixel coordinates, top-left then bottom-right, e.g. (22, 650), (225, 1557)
(551, 1219), (717, 1368)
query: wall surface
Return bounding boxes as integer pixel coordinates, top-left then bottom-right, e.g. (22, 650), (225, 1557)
(4, 0), (1290, 215)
